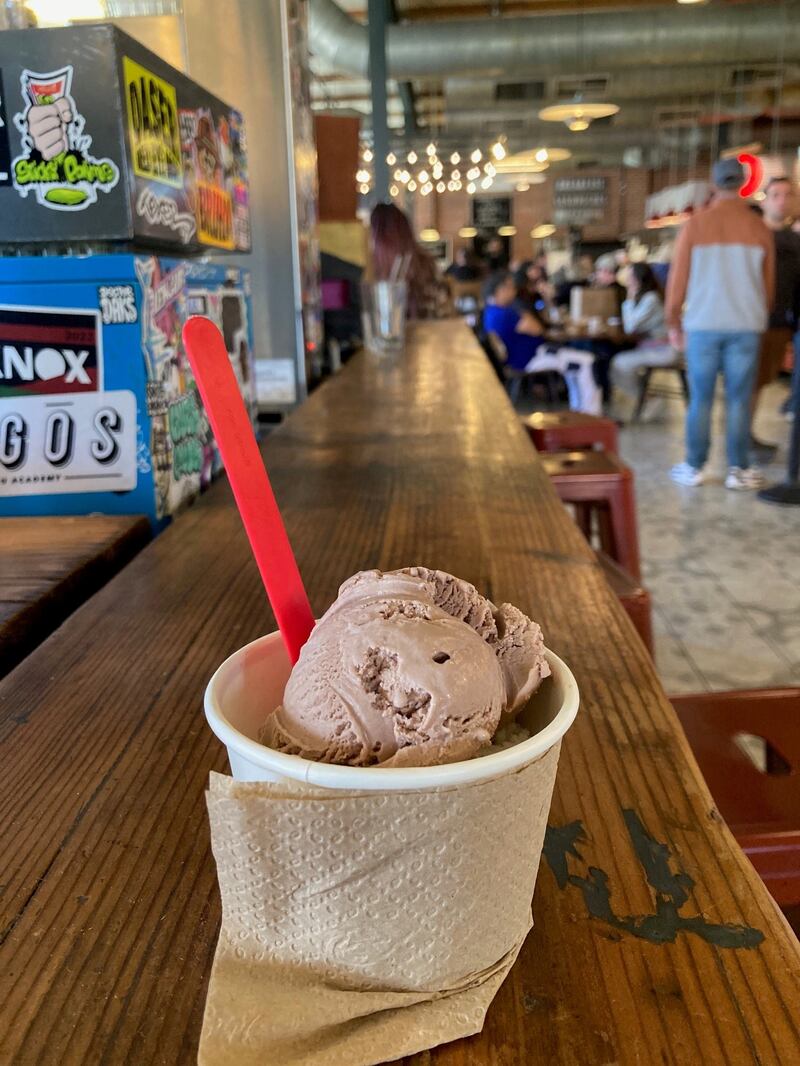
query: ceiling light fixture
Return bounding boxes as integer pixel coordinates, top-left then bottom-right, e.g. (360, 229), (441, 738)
(516, 181), (531, 192)
(538, 100), (620, 132)
(459, 226), (478, 238)
(420, 227), (440, 241)
(534, 148), (548, 163)
(532, 223), (556, 238)
(498, 225), (516, 237)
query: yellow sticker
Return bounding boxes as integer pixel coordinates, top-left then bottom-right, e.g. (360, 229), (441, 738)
(123, 57), (182, 189)
(197, 181), (234, 249)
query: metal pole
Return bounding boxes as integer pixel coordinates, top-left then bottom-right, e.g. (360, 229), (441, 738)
(368, 0), (390, 202)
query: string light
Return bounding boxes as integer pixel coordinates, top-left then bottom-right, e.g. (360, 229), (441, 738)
(407, 150), (418, 164)
(451, 169), (461, 180)
(356, 168), (370, 183)
(436, 180), (446, 193)
(408, 179), (417, 191)
(426, 141), (436, 156)
(490, 137), (506, 161)
(432, 163), (443, 179)
(467, 166), (480, 181)
(363, 147), (373, 162)
(450, 151), (460, 164)
(470, 148), (482, 163)
(390, 184), (399, 196)
(535, 148), (548, 163)
(484, 162), (496, 177)
(467, 181), (476, 194)
(418, 169), (429, 183)
(480, 175), (493, 189)
(359, 183), (370, 194)
(387, 151), (396, 165)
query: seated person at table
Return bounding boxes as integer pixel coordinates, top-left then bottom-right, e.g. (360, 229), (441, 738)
(483, 270), (601, 414)
(593, 252), (627, 316)
(610, 262), (675, 416)
(445, 247), (480, 282)
(514, 261), (558, 320)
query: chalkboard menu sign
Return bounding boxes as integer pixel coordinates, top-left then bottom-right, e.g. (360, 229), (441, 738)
(472, 196), (512, 230)
(553, 176), (608, 225)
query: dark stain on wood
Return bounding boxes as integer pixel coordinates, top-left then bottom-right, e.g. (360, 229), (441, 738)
(543, 810), (765, 949)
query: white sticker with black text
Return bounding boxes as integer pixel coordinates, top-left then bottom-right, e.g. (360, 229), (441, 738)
(0, 389), (137, 495)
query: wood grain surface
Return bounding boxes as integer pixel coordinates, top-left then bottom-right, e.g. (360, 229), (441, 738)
(0, 514), (151, 677)
(0, 321), (798, 1065)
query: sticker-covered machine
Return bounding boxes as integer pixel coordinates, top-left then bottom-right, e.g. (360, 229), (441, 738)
(0, 26), (256, 527)
(0, 255), (255, 526)
(0, 23), (250, 253)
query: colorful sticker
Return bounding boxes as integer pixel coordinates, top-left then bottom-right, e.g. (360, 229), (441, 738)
(11, 66), (120, 211)
(98, 285), (138, 326)
(0, 71), (11, 187)
(180, 107), (234, 249)
(0, 389), (137, 496)
(0, 304), (102, 397)
(123, 57), (182, 189)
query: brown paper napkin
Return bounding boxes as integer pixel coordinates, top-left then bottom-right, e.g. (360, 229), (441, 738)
(200, 743), (560, 1066)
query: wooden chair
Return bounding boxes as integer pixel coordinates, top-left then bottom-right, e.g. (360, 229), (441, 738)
(671, 688), (800, 909)
(541, 450), (641, 580)
(448, 278), (483, 313)
(633, 356), (689, 422)
(596, 550), (653, 655)
(524, 411), (619, 455)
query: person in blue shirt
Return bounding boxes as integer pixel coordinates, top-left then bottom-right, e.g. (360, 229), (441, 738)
(483, 270), (546, 371)
(482, 269), (601, 413)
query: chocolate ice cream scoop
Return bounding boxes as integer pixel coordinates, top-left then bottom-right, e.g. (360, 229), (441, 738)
(260, 568), (550, 767)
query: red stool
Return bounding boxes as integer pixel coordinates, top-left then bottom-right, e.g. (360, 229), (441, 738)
(524, 411), (619, 454)
(596, 550), (653, 655)
(541, 450), (641, 580)
(671, 688), (800, 908)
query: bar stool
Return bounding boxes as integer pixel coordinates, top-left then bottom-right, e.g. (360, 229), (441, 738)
(671, 688), (800, 909)
(596, 550), (653, 655)
(523, 411), (618, 454)
(541, 450), (641, 580)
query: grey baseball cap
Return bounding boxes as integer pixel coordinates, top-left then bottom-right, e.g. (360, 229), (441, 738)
(712, 157), (745, 191)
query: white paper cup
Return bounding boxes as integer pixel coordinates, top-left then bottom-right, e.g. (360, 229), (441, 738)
(205, 631), (579, 790)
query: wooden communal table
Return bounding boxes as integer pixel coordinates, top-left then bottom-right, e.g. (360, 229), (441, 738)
(0, 514), (151, 677)
(1, 321), (799, 1065)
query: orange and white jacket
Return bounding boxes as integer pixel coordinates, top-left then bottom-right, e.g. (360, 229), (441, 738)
(665, 197), (775, 333)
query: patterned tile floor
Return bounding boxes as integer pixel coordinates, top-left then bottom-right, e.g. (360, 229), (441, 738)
(617, 375), (799, 695)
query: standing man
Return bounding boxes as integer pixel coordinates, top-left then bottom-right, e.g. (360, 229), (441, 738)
(666, 158), (774, 490)
(754, 176), (800, 453)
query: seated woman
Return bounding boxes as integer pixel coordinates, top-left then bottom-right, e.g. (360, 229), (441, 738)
(610, 262), (675, 416)
(514, 261), (559, 322)
(482, 270), (601, 414)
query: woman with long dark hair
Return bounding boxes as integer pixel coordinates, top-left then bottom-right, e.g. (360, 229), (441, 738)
(369, 203), (442, 319)
(611, 261), (675, 416)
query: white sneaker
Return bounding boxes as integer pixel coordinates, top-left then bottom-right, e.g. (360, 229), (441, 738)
(670, 462), (706, 486)
(725, 466), (766, 490)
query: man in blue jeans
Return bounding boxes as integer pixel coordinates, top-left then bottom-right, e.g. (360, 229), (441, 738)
(665, 158), (775, 490)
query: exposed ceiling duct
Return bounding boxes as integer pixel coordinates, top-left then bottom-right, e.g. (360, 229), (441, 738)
(309, 0), (799, 81)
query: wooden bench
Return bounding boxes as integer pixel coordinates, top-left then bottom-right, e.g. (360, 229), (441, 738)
(0, 321), (797, 1064)
(0, 514), (151, 677)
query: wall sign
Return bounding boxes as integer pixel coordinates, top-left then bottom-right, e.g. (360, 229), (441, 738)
(0, 305), (102, 396)
(0, 71), (11, 187)
(11, 65), (120, 210)
(123, 57), (182, 189)
(472, 196), (512, 230)
(553, 176), (608, 225)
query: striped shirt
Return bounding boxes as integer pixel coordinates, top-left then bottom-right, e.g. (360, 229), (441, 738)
(665, 197), (775, 333)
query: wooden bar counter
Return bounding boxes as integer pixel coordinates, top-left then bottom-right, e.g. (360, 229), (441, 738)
(1, 321), (798, 1064)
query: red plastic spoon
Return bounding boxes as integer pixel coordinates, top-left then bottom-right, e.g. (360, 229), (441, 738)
(183, 316), (315, 664)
